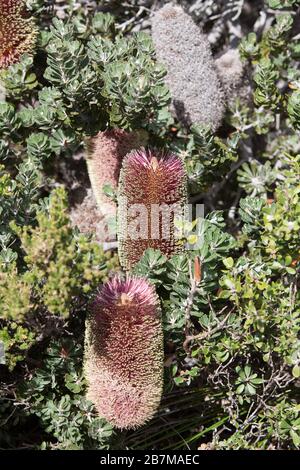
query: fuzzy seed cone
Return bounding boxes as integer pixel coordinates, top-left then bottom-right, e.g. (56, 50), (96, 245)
(0, 0), (37, 69)
(84, 276), (164, 429)
(152, 3), (225, 130)
(86, 129), (148, 218)
(118, 148), (187, 270)
(215, 49), (244, 102)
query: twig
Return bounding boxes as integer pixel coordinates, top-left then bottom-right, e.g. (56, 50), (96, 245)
(183, 308), (233, 353)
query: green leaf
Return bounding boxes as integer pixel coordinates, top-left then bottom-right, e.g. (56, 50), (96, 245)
(292, 365), (300, 378)
(223, 257), (234, 269)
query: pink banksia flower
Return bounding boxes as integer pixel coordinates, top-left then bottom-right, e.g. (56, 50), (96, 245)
(118, 148), (187, 270)
(84, 276), (164, 430)
(0, 0), (38, 69)
(85, 129), (148, 218)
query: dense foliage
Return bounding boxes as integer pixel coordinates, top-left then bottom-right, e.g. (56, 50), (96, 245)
(0, 0), (299, 450)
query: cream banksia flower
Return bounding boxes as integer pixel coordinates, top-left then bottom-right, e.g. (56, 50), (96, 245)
(85, 129), (148, 218)
(84, 276), (164, 430)
(118, 148), (187, 270)
(151, 3), (224, 130)
(0, 0), (37, 69)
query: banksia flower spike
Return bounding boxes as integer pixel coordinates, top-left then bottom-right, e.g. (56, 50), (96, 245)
(84, 276), (164, 429)
(118, 148), (187, 270)
(86, 129), (148, 218)
(151, 3), (224, 130)
(0, 0), (38, 69)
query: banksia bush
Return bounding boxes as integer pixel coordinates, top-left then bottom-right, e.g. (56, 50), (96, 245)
(84, 276), (164, 429)
(118, 148), (187, 270)
(86, 129), (148, 218)
(2, 0), (300, 452)
(0, 0), (37, 69)
(151, 3), (224, 130)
